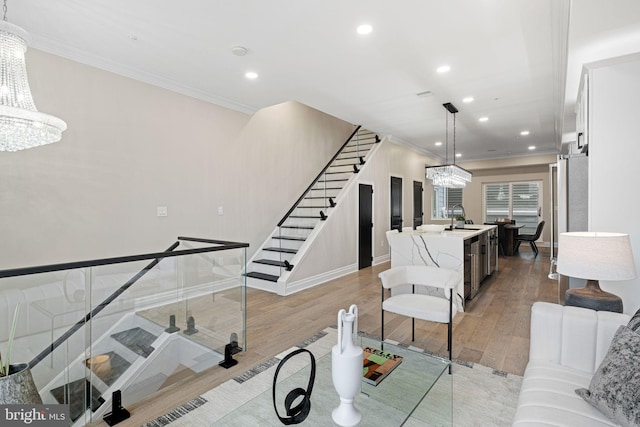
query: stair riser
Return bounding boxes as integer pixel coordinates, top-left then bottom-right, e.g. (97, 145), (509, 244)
(276, 228), (312, 239)
(316, 177), (349, 184)
(325, 170), (358, 180)
(246, 276), (279, 292)
(307, 188), (341, 197)
(328, 161), (363, 169)
(294, 203), (333, 210)
(260, 251), (295, 262)
(282, 218), (320, 228)
(332, 156), (367, 165)
(270, 238), (304, 251)
(291, 207), (332, 218)
(250, 264), (283, 276)
(336, 146), (370, 159)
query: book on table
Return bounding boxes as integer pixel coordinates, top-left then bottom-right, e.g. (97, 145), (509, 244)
(362, 346), (403, 386)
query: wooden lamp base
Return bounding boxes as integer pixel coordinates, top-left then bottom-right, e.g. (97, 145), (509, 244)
(565, 279), (623, 313)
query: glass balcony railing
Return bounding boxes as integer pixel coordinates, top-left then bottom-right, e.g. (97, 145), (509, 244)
(0, 237), (247, 426)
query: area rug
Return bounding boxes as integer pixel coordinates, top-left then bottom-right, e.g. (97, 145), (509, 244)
(142, 327), (522, 427)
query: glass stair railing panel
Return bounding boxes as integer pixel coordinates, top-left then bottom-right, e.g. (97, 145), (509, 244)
(0, 269), (89, 394)
(0, 238), (247, 426)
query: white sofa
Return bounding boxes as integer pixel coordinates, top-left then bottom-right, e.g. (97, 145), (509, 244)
(513, 302), (630, 426)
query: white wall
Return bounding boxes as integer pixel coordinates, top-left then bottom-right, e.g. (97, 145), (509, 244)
(0, 49), (353, 269)
(587, 54), (640, 314)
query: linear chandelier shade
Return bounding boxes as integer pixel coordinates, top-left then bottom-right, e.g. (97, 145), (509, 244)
(426, 102), (472, 188)
(0, 19), (67, 152)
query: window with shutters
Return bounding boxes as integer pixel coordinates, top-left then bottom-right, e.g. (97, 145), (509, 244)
(431, 187), (463, 220)
(483, 181), (541, 234)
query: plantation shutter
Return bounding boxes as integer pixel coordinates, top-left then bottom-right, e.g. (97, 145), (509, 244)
(484, 183), (510, 223)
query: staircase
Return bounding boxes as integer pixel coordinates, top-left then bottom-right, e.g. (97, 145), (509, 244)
(246, 126), (380, 289)
(40, 313), (223, 425)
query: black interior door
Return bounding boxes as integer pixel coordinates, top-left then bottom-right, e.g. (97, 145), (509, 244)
(413, 181), (423, 229)
(390, 176), (402, 231)
(359, 184), (373, 269)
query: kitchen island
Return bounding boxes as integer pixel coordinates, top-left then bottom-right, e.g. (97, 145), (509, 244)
(386, 224), (498, 311)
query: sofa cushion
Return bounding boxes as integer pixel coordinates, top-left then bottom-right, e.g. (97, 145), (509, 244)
(575, 325), (640, 427)
(513, 360), (618, 426)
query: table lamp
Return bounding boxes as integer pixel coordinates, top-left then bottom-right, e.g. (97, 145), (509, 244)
(557, 232), (637, 313)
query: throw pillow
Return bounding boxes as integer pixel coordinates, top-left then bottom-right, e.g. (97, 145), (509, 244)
(576, 325), (640, 427)
(628, 308), (640, 333)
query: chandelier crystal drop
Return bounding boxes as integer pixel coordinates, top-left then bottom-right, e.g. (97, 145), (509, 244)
(426, 164), (472, 188)
(426, 102), (472, 188)
(0, 19), (66, 152)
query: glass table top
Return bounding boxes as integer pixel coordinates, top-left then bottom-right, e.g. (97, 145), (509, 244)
(214, 335), (452, 426)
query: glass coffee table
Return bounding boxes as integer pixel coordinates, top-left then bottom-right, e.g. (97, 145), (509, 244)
(214, 335), (452, 426)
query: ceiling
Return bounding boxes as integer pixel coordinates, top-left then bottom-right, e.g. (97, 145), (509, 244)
(7, 0), (640, 162)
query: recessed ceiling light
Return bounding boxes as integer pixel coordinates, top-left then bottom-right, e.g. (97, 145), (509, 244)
(478, 117), (489, 122)
(436, 65), (451, 73)
(357, 24), (373, 35)
(462, 97), (474, 103)
(520, 130), (530, 136)
(435, 141), (443, 146)
(232, 46), (248, 56)
(245, 71), (258, 79)
(528, 146), (536, 150)
(455, 153), (462, 157)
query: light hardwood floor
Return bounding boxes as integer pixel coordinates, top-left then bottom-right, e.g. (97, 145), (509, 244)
(94, 246), (557, 426)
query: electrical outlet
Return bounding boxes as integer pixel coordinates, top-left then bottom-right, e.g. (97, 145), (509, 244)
(157, 206), (168, 217)
(218, 206), (224, 215)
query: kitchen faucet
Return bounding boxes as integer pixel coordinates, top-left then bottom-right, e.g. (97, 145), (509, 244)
(450, 204), (466, 229)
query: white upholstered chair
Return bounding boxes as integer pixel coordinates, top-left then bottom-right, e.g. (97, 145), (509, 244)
(379, 265), (461, 371)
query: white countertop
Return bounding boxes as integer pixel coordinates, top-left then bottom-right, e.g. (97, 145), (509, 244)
(408, 224), (497, 239)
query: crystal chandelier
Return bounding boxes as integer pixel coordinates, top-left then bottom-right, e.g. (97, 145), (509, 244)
(0, 1), (66, 152)
(426, 102), (472, 188)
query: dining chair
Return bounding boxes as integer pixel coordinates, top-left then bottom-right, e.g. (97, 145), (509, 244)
(379, 265), (461, 372)
(514, 220), (545, 256)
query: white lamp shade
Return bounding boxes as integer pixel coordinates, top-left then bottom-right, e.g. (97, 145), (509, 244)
(557, 232), (637, 281)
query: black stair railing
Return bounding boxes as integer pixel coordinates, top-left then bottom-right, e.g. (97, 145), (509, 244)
(0, 237), (249, 368)
(276, 125), (362, 227)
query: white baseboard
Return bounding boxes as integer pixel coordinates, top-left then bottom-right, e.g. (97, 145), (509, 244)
(373, 254), (390, 265)
(280, 263), (359, 296)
